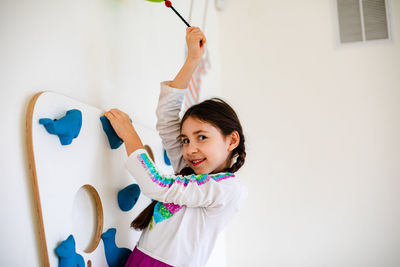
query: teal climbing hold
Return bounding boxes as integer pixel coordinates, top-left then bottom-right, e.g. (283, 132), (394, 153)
(39, 109), (82, 145)
(100, 116), (124, 149)
(100, 116), (133, 149)
(55, 235), (85, 267)
(101, 228), (131, 267)
(118, 184), (141, 212)
(164, 149), (171, 166)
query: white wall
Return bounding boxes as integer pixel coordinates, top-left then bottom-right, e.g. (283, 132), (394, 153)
(220, 0), (400, 266)
(2, 0), (400, 266)
(0, 0), (225, 266)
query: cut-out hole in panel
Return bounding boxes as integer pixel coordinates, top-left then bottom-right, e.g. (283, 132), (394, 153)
(71, 184), (103, 253)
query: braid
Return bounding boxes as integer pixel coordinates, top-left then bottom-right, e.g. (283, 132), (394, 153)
(226, 129), (246, 173)
(228, 141), (246, 173)
(231, 149), (246, 173)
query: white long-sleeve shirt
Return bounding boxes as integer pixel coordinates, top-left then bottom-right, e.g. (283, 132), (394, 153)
(125, 81), (248, 267)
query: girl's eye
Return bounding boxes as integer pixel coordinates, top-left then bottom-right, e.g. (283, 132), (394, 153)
(181, 138), (189, 144)
(199, 135), (207, 141)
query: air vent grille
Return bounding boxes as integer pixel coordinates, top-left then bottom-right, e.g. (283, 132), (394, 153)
(336, 0), (391, 44)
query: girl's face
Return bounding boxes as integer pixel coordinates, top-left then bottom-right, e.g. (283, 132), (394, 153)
(180, 116), (239, 174)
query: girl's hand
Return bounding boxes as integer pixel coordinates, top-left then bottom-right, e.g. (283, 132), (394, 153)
(186, 27), (207, 62)
(104, 109), (136, 142)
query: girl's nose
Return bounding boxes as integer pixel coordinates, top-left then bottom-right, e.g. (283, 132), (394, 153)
(187, 142), (199, 153)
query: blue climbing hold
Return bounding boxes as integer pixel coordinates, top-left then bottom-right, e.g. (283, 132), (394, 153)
(101, 228), (131, 267)
(164, 149), (171, 166)
(118, 184), (141, 212)
(100, 116), (124, 149)
(55, 235), (85, 267)
(39, 109), (82, 146)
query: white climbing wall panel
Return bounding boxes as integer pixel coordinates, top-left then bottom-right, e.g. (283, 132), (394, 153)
(27, 91), (173, 266)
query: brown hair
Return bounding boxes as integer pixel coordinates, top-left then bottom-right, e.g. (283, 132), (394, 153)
(131, 98), (246, 230)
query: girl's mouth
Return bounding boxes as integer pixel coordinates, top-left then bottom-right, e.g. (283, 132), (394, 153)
(191, 159), (206, 166)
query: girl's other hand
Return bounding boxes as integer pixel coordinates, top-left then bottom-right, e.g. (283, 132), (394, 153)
(104, 109), (136, 142)
(186, 27), (206, 62)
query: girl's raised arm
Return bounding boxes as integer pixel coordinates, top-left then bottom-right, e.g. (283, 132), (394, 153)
(170, 27), (206, 89)
(156, 27), (206, 172)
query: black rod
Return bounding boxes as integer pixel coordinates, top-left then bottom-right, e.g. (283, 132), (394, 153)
(169, 5), (191, 27)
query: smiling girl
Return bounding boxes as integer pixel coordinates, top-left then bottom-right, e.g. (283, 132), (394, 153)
(104, 27), (248, 267)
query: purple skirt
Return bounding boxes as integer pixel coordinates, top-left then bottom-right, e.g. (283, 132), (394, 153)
(124, 246), (173, 267)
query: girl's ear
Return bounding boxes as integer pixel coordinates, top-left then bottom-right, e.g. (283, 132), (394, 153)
(228, 131), (240, 152)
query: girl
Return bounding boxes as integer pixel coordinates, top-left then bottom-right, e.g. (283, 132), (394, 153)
(104, 27), (247, 267)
